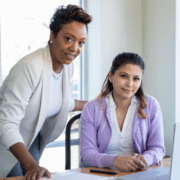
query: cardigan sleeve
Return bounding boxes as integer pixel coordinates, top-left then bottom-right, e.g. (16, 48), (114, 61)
(80, 101), (117, 168)
(142, 96), (165, 166)
(0, 56), (43, 150)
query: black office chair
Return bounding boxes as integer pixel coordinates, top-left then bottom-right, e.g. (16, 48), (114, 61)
(65, 113), (81, 170)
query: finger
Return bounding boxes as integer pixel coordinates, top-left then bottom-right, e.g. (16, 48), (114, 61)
(142, 158), (148, 168)
(36, 172), (43, 180)
(129, 158), (139, 169)
(128, 164), (136, 171)
(137, 155), (148, 169)
(31, 171), (37, 180)
(44, 170), (51, 178)
(131, 161), (139, 169)
(36, 169), (46, 180)
(27, 174), (32, 180)
(132, 153), (138, 157)
(24, 172), (32, 180)
(133, 157), (145, 169)
(23, 174), (27, 180)
(135, 154), (142, 160)
(139, 164), (147, 171)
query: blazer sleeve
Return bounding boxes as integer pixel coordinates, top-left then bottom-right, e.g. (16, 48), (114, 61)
(80, 101), (116, 168)
(142, 97), (165, 166)
(0, 58), (42, 150)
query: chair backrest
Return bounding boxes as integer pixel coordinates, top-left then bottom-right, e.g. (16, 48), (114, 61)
(65, 113), (81, 170)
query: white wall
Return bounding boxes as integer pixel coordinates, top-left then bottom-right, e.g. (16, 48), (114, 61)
(142, 0), (176, 156)
(85, 0), (142, 100)
(176, 0), (180, 124)
(85, 0), (177, 156)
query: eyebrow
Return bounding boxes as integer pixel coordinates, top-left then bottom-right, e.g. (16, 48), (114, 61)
(119, 72), (142, 77)
(64, 33), (86, 40)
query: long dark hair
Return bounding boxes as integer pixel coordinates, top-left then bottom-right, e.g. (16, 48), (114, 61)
(100, 52), (147, 119)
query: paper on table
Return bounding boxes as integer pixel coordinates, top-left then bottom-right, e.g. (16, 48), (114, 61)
(41, 172), (110, 180)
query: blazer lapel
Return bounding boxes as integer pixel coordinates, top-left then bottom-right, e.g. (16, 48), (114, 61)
(32, 45), (52, 144)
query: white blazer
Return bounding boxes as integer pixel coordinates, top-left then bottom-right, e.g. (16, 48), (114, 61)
(0, 45), (74, 178)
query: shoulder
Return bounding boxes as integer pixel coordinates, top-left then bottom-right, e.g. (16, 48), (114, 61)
(6, 48), (45, 88)
(146, 95), (161, 108)
(144, 95), (162, 119)
(81, 98), (108, 127)
(83, 98), (101, 111)
(16, 47), (44, 72)
(82, 97), (107, 115)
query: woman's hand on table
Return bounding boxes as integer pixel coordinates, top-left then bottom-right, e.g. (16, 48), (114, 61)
(132, 153), (148, 171)
(114, 156), (145, 172)
(9, 143), (51, 180)
(24, 164), (51, 180)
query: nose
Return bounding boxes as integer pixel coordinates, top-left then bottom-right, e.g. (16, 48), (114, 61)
(126, 78), (133, 87)
(69, 42), (80, 52)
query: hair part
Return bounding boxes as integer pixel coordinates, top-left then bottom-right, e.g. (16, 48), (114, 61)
(100, 52), (147, 119)
(49, 4), (92, 38)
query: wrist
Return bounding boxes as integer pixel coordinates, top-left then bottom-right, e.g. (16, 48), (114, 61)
(24, 161), (39, 170)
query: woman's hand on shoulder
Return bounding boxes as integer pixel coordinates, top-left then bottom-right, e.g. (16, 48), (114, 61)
(24, 164), (51, 180)
(132, 153), (148, 171)
(114, 156), (145, 172)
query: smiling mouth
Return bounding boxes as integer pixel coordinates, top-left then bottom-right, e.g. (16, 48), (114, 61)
(122, 89), (133, 92)
(65, 54), (76, 59)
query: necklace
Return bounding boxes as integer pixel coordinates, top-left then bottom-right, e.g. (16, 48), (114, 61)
(52, 70), (63, 80)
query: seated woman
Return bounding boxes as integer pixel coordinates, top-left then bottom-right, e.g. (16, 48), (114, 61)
(80, 52), (165, 172)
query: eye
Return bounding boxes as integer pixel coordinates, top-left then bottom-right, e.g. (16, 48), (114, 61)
(79, 41), (85, 46)
(66, 37), (72, 42)
(134, 77), (140, 81)
(120, 75), (127, 78)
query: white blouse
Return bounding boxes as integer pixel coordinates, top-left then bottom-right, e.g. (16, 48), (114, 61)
(106, 93), (137, 156)
(47, 69), (63, 117)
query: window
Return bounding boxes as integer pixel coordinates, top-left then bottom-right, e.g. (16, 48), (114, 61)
(1, 0), (83, 172)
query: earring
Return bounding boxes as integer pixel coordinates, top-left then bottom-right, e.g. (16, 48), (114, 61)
(48, 40), (52, 44)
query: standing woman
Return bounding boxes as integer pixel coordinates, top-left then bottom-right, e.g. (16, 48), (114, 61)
(80, 52), (165, 172)
(0, 5), (92, 179)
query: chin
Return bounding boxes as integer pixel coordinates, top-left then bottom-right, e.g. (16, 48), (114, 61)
(64, 60), (73, 65)
(122, 94), (133, 100)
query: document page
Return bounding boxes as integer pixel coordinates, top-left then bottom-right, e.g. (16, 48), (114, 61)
(42, 172), (111, 180)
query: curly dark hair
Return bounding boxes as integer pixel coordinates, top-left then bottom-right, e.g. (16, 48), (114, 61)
(49, 4), (92, 37)
(100, 52), (147, 119)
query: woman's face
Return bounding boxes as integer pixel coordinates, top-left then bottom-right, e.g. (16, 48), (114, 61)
(109, 64), (143, 100)
(49, 21), (86, 73)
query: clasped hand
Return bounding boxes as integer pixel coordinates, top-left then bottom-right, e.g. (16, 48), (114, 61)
(114, 153), (148, 172)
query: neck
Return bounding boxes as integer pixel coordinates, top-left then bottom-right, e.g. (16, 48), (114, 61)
(49, 44), (63, 74)
(112, 93), (131, 110)
(52, 63), (63, 74)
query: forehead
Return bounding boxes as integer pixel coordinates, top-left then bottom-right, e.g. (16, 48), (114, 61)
(116, 64), (143, 75)
(59, 21), (87, 38)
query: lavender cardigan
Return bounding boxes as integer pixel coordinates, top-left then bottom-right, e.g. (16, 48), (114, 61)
(80, 95), (165, 168)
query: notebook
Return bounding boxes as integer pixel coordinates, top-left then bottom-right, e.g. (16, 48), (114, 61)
(118, 122), (180, 180)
